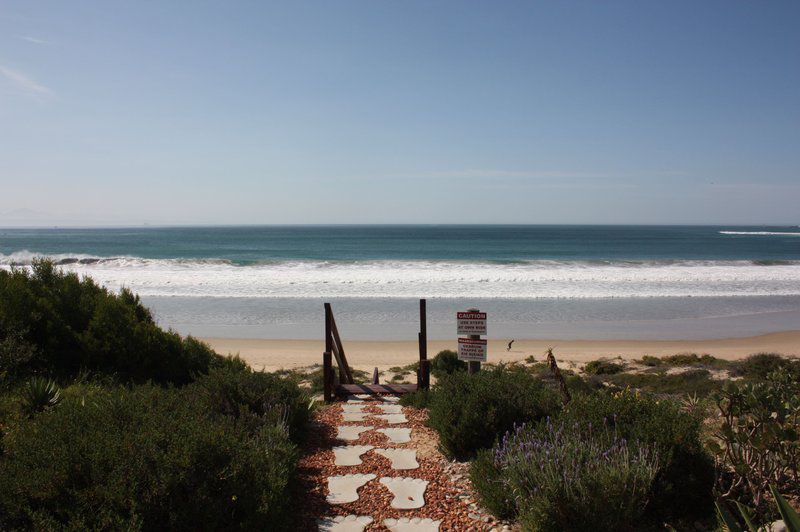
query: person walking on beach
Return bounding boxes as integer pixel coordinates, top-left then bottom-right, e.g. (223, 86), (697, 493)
(507, 339), (515, 351)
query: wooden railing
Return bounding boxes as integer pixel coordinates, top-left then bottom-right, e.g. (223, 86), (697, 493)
(323, 300), (430, 402)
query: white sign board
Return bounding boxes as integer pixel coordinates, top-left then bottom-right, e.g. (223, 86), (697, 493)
(457, 311), (487, 335)
(458, 337), (488, 362)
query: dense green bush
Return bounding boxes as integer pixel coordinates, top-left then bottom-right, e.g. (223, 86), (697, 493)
(430, 349), (467, 377)
(583, 359), (624, 375)
(640, 355), (662, 366)
(732, 353), (800, 380)
(0, 383), (299, 530)
(0, 329), (38, 377)
(492, 419), (660, 531)
(188, 366), (311, 442)
(399, 388), (431, 409)
(0, 260), (221, 383)
(560, 390), (715, 523)
(427, 366), (561, 460)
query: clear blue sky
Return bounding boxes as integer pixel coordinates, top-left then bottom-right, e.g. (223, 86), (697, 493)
(1, 1), (798, 225)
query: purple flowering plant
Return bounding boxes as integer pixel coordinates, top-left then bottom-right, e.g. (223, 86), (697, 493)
(491, 416), (659, 531)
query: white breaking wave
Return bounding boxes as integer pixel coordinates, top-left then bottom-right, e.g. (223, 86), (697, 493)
(2, 252), (800, 299)
(719, 231), (800, 236)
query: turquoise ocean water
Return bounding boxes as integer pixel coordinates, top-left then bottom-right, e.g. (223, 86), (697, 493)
(1, 225), (799, 339)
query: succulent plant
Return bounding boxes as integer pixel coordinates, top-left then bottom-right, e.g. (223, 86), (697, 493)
(716, 485), (800, 532)
(21, 377), (62, 416)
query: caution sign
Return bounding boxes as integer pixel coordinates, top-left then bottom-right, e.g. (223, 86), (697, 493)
(458, 337), (488, 362)
(457, 311), (487, 335)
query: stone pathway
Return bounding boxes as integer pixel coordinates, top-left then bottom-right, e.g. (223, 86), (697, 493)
(294, 394), (501, 531)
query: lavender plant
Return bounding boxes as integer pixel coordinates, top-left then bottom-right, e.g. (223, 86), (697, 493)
(492, 418), (659, 531)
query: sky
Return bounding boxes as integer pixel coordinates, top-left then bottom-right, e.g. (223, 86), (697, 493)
(0, 1), (798, 226)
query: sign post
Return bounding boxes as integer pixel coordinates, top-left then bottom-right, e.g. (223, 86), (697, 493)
(457, 308), (486, 374)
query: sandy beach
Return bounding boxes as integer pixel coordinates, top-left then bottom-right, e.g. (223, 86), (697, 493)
(203, 330), (800, 372)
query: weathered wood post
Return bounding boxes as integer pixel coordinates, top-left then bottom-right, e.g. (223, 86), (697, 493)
(324, 303), (333, 402)
(323, 350), (333, 402)
(418, 298), (430, 390)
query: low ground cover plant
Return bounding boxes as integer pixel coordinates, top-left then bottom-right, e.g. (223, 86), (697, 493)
(426, 365), (560, 460)
(583, 358), (625, 375)
(601, 368), (724, 397)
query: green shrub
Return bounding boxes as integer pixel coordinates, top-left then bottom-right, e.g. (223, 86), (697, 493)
(188, 366), (311, 442)
(709, 368), (800, 514)
(427, 366), (560, 460)
(640, 355), (662, 366)
(732, 353), (800, 381)
(560, 390), (715, 523)
(662, 352), (703, 366)
(488, 419), (659, 531)
(0, 260), (222, 384)
(0, 329), (38, 377)
(430, 349), (466, 377)
(470, 449), (516, 519)
(602, 368), (724, 397)
(564, 373), (599, 395)
(0, 384), (298, 530)
(399, 389), (431, 409)
(583, 359), (624, 375)
(659, 353), (727, 368)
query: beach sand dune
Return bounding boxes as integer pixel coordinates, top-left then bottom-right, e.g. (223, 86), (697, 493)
(203, 331), (800, 373)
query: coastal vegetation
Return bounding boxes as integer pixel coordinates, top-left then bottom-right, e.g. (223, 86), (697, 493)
(414, 349), (800, 530)
(0, 261), (308, 529)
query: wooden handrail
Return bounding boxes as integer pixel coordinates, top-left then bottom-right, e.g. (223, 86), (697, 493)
(324, 303), (354, 385)
(329, 311), (354, 384)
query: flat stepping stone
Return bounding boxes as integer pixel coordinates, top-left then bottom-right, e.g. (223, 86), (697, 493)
(327, 473), (376, 504)
(384, 517), (441, 531)
(333, 445), (373, 466)
(377, 427), (412, 443)
(373, 413), (407, 424)
(375, 448), (419, 470)
(380, 396), (401, 403)
(376, 404), (403, 414)
(336, 425), (372, 441)
(353, 394), (372, 400)
(346, 397), (366, 403)
(341, 404), (365, 413)
(342, 412), (368, 422)
(380, 477), (428, 509)
(318, 515), (373, 532)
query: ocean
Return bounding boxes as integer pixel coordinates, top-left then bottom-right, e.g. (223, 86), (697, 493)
(1, 225), (799, 340)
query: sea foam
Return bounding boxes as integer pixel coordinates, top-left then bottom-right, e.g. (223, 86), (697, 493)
(2, 252), (800, 299)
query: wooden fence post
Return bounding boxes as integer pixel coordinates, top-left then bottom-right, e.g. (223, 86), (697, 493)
(418, 298), (430, 390)
(323, 350), (333, 402)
